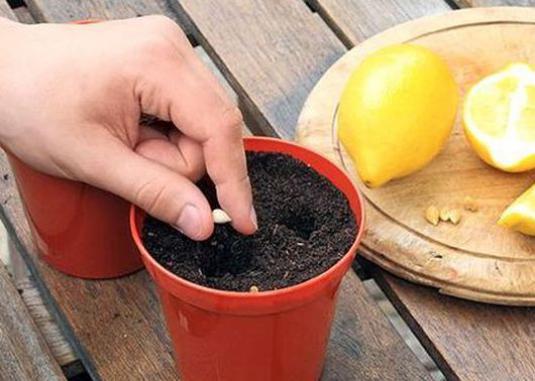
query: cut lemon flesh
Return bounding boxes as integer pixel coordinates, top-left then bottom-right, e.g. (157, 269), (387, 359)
(499, 183), (535, 236)
(463, 63), (535, 172)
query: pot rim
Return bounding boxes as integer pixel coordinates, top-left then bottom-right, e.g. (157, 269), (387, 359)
(130, 136), (366, 301)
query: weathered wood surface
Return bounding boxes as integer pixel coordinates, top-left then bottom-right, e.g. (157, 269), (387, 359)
(323, 271), (431, 380)
(457, 0), (535, 6)
(0, 0), (16, 20)
(16, 276), (77, 367)
(175, 0), (346, 139)
(23, 0), (191, 34)
(12, 5), (35, 24)
(309, 0), (450, 47)
(0, 261), (65, 380)
(24, 0), (160, 22)
(374, 271), (535, 381)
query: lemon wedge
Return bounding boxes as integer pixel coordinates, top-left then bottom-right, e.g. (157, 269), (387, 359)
(463, 63), (535, 172)
(499, 183), (535, 236)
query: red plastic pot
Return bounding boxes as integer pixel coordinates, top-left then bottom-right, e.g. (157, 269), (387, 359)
(7, 153), (143, 278)
(130, 137), (365, 380)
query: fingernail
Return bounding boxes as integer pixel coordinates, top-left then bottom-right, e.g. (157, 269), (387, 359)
(175, 204), (202, 239)
(250, 205), (258, 230)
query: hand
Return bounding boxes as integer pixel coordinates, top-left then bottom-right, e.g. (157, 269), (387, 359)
(0, 16), (257, 240)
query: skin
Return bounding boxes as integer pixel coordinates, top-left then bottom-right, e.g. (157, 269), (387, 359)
(0, 16), (258, 241)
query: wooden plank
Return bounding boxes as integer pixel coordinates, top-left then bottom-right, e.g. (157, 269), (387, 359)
(172, 0), (347, 139)
(24, 0), (161, 23)
(0, 261), (65, 380)
(24, 0), (193, 35)
(16, 276), (77, 367)
(0, 0), (16, 20)
(323, 271), (432, 380)
(460, 0), (535, 6)
(12, 6), (36, 24)
(309, 0), (451, 47)
(373, 271), (535, 381)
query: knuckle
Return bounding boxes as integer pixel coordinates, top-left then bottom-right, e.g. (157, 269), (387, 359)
(133, 180), (171, 217)
(145, 15), (184, 38)
(186, 158), (206, 182)
(141, 34), (172, 55)
(219, 106), (243, 137)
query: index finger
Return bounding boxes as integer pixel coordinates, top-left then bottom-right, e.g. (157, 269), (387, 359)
(138, 44), (257, 234)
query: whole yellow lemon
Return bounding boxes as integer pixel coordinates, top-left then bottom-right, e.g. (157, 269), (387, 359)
(338, 44), (458, 187)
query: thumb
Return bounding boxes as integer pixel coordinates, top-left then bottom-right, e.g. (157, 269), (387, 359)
(81, 139), (213, 240)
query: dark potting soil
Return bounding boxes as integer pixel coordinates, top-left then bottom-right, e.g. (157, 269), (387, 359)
(142, 152), (357, 292)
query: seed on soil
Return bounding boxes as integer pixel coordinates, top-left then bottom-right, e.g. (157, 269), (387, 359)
(425, 206), (440, 226)
(463, 196), (478, 212)
(448, 209), (461, 225)
(249, 285), (259, 293)
(212, 208), (232, 224)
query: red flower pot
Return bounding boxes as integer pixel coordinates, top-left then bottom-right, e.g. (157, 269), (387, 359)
(7, 153), (143, 278)
(130, 137), (365, 381)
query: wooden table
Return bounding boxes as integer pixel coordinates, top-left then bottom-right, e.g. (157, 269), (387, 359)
(1, 1), (534, 380)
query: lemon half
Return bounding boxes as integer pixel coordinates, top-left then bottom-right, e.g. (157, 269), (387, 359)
(463, 63), (535, 172)
(499, 183), (535, 236)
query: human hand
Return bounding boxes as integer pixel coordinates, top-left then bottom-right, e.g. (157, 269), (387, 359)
(0, 16), (257, 240)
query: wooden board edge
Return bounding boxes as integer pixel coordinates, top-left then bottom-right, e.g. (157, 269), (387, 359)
(296, 6), (535, 306)
(359, 245), (535, 306)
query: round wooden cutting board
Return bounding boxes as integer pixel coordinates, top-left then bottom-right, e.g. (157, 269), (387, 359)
(296, 7), (535, 305)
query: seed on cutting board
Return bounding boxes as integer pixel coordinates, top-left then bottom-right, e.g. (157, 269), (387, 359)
(212, 208), (232, 224)
(463, 196), (478, 212)
(448, 209), (462, 225)
(249, 285), (259, 293)
(439, 207), (450, 222)
(425, 206), (440, 226)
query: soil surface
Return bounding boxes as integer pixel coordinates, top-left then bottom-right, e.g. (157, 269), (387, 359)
(142, 152), (357, 292)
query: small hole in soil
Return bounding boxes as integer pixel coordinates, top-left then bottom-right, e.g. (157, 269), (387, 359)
(197, 226), (255, 277)
(280, 205), (316, 240)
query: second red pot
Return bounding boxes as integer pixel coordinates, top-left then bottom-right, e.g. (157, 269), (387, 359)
(130, 137), (366, 381)
(7, 153), (143, 278)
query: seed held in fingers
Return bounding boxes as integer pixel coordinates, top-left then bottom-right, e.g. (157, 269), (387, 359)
(212, 208), (232, 224)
